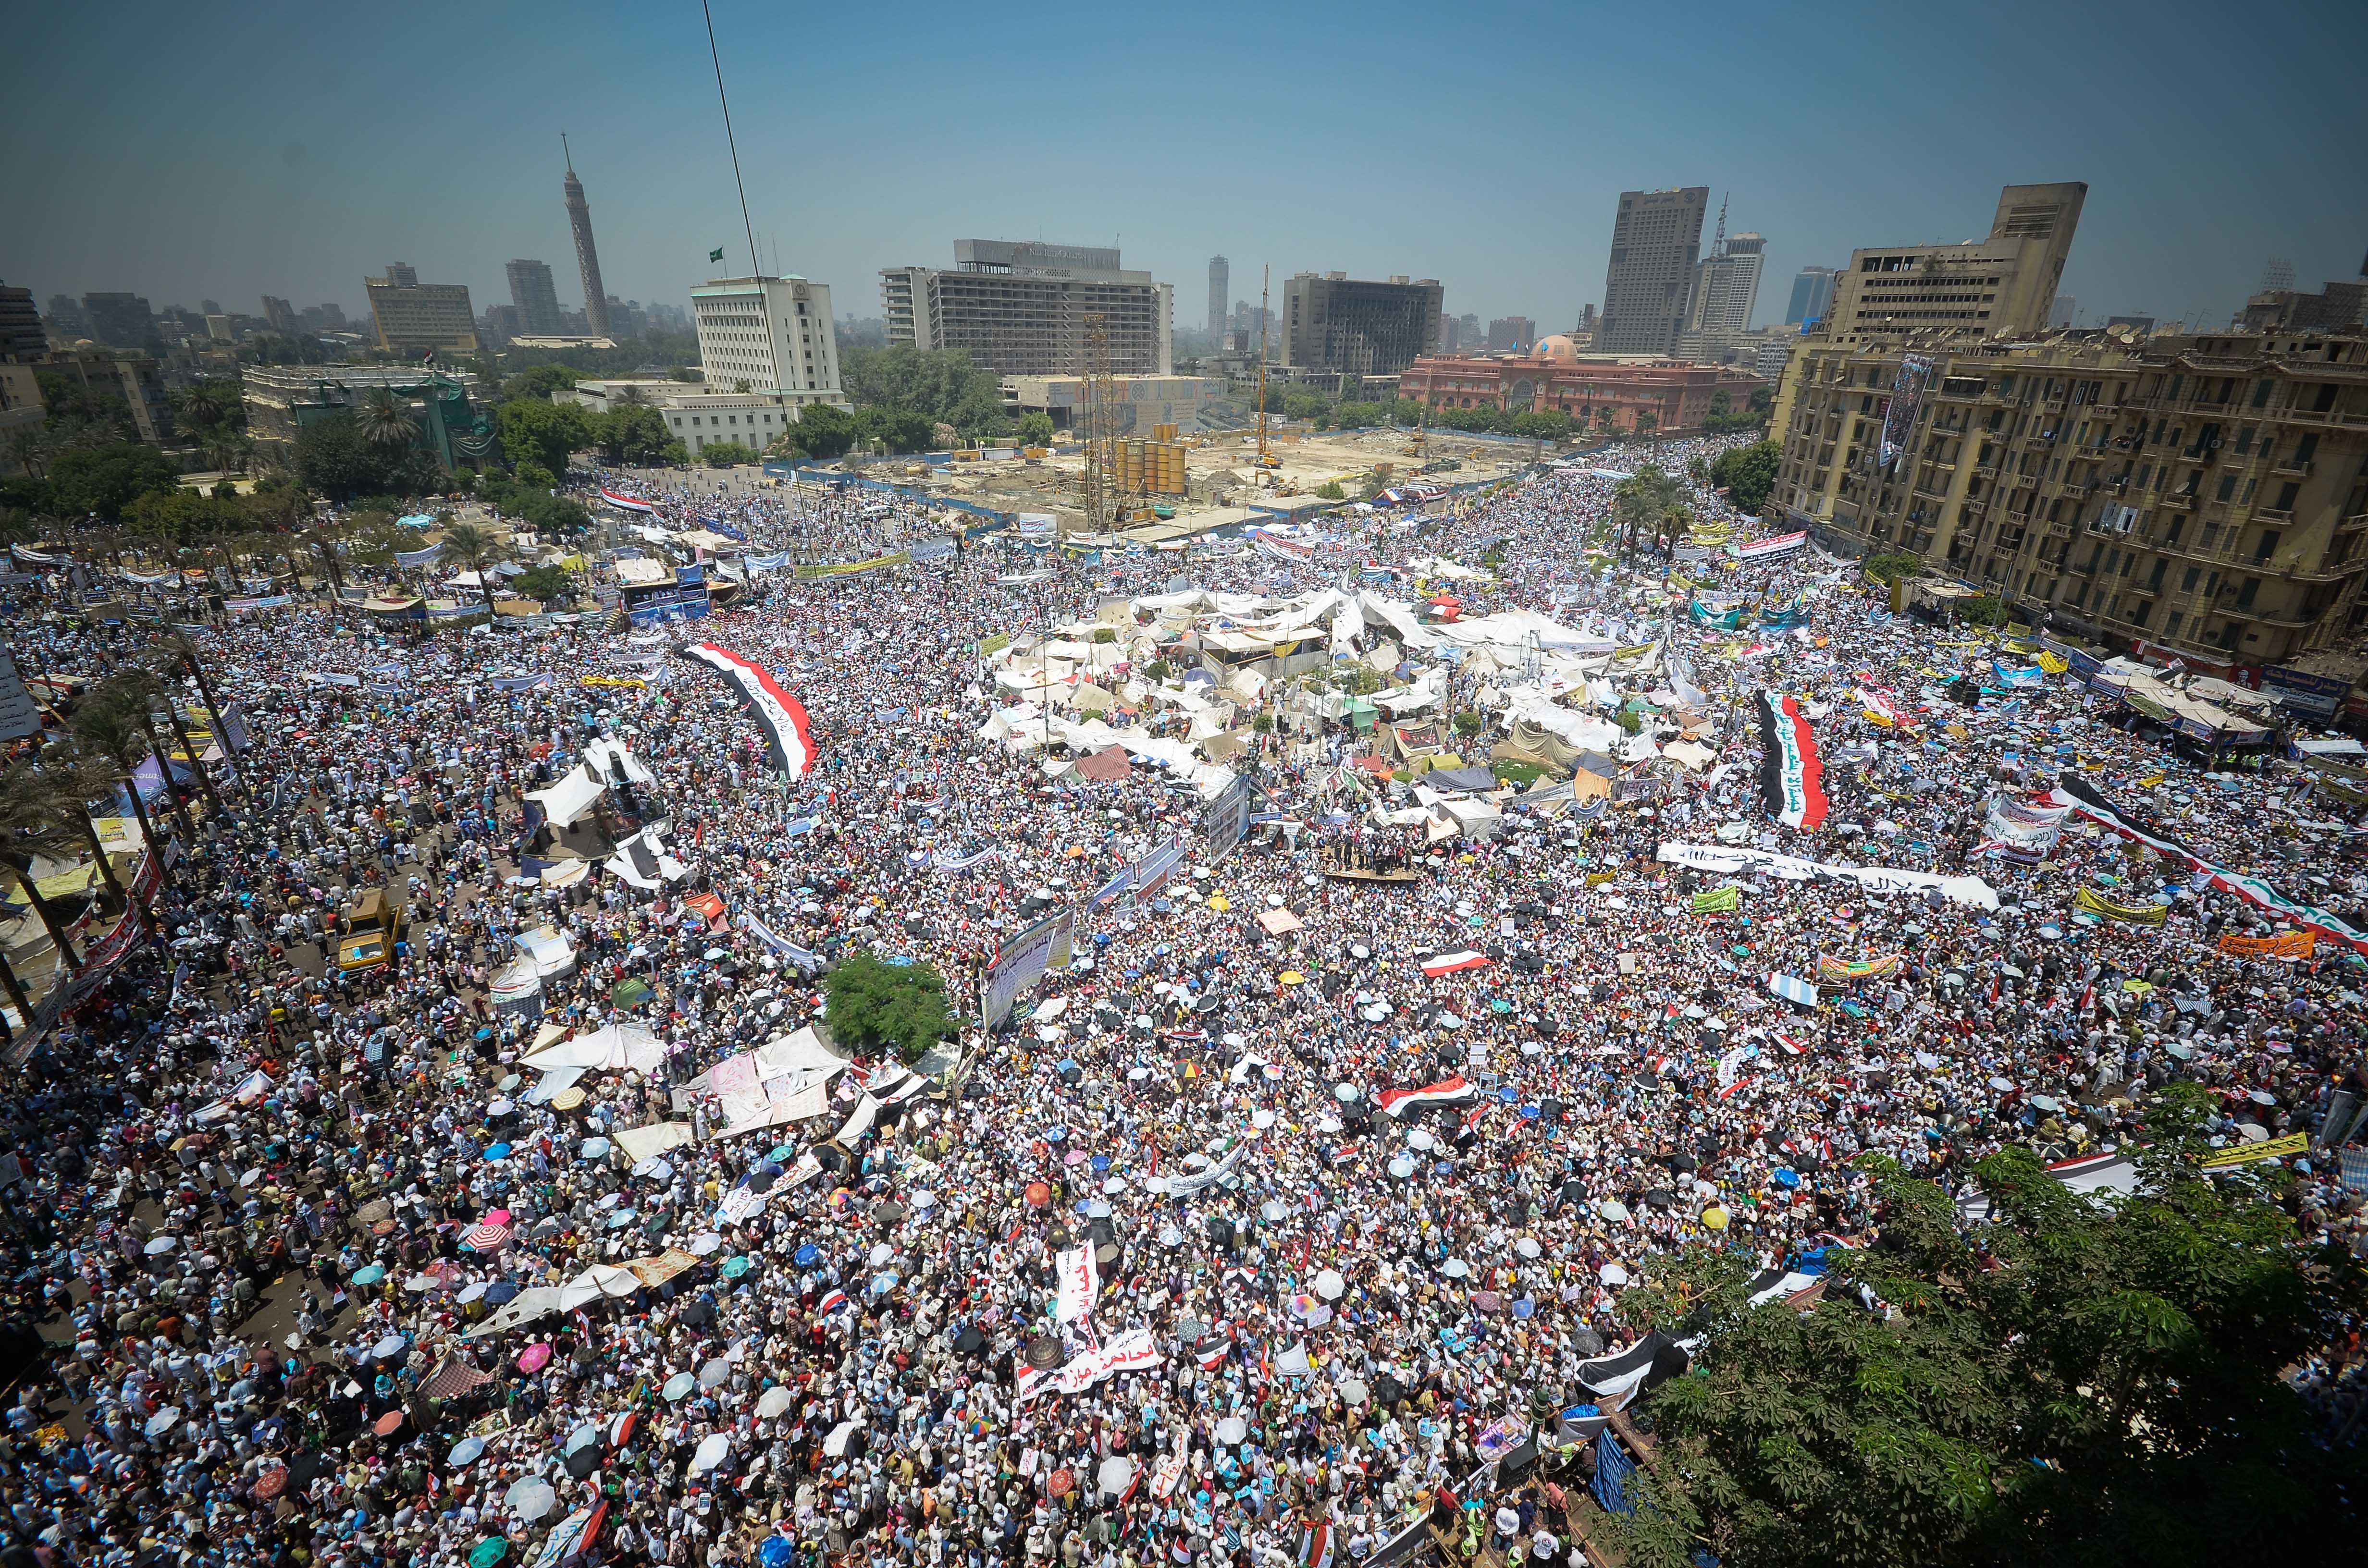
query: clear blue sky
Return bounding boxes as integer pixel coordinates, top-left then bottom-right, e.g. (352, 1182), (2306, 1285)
(9, 0), (2366, 337)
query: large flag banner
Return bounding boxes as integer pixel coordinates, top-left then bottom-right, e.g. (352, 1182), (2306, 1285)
(1691, 886), (1739, 914)
(1981, 796), (2069, 856)
(599, 488), (656, 513)
(1376, 1075), (1480, 1118)
(2217, 930), (2315, 960)
(1054, 1242), (1099, 1325)
(1419, 950), (1489, 977)
(2073, 887), (2169, 926)
(983, 911), (1072, 1030)
(1655, 841), (1999, 910)
(677, 642), (816, 779)
(1757, 692), (1828, 831)
(2052, 773), (2368, 956)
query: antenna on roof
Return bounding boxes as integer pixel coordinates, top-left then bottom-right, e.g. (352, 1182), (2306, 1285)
(1711, 192), (1727, 257)
(562, 131), (572, 173)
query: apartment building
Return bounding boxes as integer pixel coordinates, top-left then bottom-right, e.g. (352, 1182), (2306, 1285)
(1768, 327), (2368, 674)
(365, 263), (479, 355)
(1820, 183), (2085, 346)
(882, 241), (1172, 378)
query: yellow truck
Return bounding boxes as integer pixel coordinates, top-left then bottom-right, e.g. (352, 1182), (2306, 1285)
(336, 887), (404, 972)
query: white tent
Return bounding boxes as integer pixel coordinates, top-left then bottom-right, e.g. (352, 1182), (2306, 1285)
(522, 1023), (666, 1075)
(464, 1285), (564, 1339)
(556, 1264), (642, 1310)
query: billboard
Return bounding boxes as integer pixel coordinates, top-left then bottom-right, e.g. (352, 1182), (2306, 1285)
(1875, 354), (1935, 472)
(1200, 777), (1253, 856)
(982, 910), (1073, 1031)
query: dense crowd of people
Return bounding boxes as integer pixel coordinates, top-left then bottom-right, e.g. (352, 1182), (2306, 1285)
(0, 429), (2362, 1568)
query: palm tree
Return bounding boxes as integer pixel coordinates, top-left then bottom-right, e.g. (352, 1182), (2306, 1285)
(75, 679), (195, 852)
(131, 659), (224, 820)
(439, 519), (502, 631)
(0, 762), (86, 973)
(168, 631), (243, 801)
(65, 703), (170, 896)
(358, 388), (419, 452)
(37, 754), (130, 909)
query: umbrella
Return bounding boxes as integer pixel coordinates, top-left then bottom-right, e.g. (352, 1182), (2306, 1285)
(760, 1539), (796, 1568)
(663, 1372), (698, 1402)
(690, 1433), (731, 1473)
(699, 1357), (732, 1389)
(144, 1407), (181, 1438)
(462, 1221), (511, 1251)
(1337, 1376), (1370, 1404)
(1312, 1269), (1345, 1301)
(689, 1233), (723, 1256)
(505, 1477), (557, 1522)
(143, 1236), (179, 1257)
(757, 1385), (796, 1418)
(794, 1243), (822, 1266)
(469, 1541), (509, 1568)
(1096, 1455), (1135, 1498)
(1441, 1259), (1469, 1279)
(371, 1334), (407, 1361)
(1387, 1155), (1416, 1179)
(580, 1138), (612, 1160)
(449, 1437), (487, 1467)
(565, 1446), (603, 1480)
(518, 1344), (552, 1373)
(1599, 1262), (1630, 1286)
(1597, 1200), (1630, 1223)
(954, 1325), (986, 1355)
(1214, 1415), (1248, 1446)
(1515, 1237), (1541, 1260)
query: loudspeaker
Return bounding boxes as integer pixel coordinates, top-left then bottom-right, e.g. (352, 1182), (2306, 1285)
(1495, 1437), (1539, 1488)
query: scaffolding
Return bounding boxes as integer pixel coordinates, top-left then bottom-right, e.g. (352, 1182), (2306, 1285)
(1079, 315), (1121, 533)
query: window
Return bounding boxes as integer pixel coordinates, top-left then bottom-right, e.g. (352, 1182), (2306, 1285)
(691, 416), (702, 427)
(2217, 475), (2238, 502)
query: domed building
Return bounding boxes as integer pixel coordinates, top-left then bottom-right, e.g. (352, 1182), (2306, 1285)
(1531, 333), (1580, 360)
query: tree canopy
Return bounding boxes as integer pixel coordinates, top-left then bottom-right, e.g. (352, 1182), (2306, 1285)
(46, 443), (182, 521)
(824, 953), (956, 1064)
(837, 344), (1010, 441)
(1615, 1088), (2368, 1568)
(1708, 438), (1782, 512)
(294, 413), (436, 502)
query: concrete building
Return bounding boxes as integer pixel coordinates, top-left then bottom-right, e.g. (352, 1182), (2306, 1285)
(80, 293), (156, 349)
(560, 378), (811, 458)
(1208, 257), (1228, 339)
(1819, 181), (2086, 346)
(563, 143), (610, 339)
(1597, 187), (1708, 356)
(365, 264), (478, 355)
(1001, 374), (1232, 435)
(1399, 343), (1762, 435)
(0, 284), (45, 361)
(1486, 317), (1537, 353)
(45, 352), (175, 444)
(881, 241), (1172, 377)
(1785, 267), (1838, 328)
(1753, 331), (1798, 385)
(260, 295), (299, 336)
(1766, 326), (2368, 675)
(241, 365), (491, 469)
(2051, 295), (2079, 328)
(1280, 273), (1443, 377)
(44, 295), (87, 343)
(507, 260), (565, 336)
(690, 274), (847, 417)
(1680, 231), (1764, 361)
(0, 364), (43, 465)
(2239, 277), (2367, 333)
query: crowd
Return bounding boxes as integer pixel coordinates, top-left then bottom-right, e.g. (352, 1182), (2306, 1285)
(0, 429), (2362, 1568)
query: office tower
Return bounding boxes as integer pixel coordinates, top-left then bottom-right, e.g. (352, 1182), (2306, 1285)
(507, 259), (565, 335)
(1208, 257), (1228, 338)
(80, 292), (157, 348)
(365, 264), (478, 354)
(563, 139), (611, 337)
(1819, 181), (2087, 344)
(0, 284), (46, 360)
(691, 273), (843, 405)
(44, 295), (88, 341)
(1280, 273), (1443, 376)
(881, 241), (1168, 377)
(260, 295), (298, 335)
(1597, 186), (1708, 356)
(2051, 295), (2078, 328)
(1784, 267), (1838, 327)
(1486, 317), (1537, 353)
(1681, 231), (1765, 359)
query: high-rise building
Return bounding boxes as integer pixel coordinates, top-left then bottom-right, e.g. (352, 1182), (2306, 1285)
(0, 284), (46, 361)
(563, 140), (610, 338)
(507, 260), (564, 336)
(260, 295), (298, 336)
(1679, 231), (1764, 361)
(2051, 295), (2078, 328)
(1818, 181), (2086, 344)
(1207, 257), (1228, 339)
(1597, 186), (1708, 356)
(365, 264), (478, 355)
(44, 295), (87, 342)
(606, 297), (648, 341)
(690, 274), (846, 415)
(1280, 273), (1443, 376)
(881, 241), (1171, 377)
(80, 292), (157, 349)
(1486, 317), (1538, 353)
(1767, 329), (2368, 674)
(1784, 267), (1838, 327)
(2238, 277), (2367, 333)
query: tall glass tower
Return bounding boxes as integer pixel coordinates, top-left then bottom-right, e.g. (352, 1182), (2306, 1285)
(563, 135), (611, 337)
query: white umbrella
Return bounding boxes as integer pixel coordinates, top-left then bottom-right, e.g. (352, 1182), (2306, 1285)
(690, 1433), (731, 1473)
(1600, 1262), (1630, 1287)
(1407, 1129), (1436, 1152)
(1336, 1377), (1369, 1404)
(143, 1235), (179, 1256)
(756, 1385), (795, 1419)
(1598, 1199), (1630, 1224)
(506, 1477), (558, 1521)
(1441, 1258), (1469, 1279)
(370, 1334), (407, 1360)
(1312, 1269), (1345, 1301)
(144, 1407), (181, 1438)
(698, 1357), (731, 1390)
(1097, 1455), (1135, 1498)
(1214, 1416), (1247, 1446)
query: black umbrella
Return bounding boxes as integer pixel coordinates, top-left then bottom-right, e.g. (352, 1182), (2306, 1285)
(565, 1445), (603, 1479)
(1643, 1189), (1675, 1210)
(1666, 1153), (1697, 1174)
(746, 1170), (778, 1194)
(954, 1326), (986, 1356)
(872, 1201), (905, 1226)
(678, 1299), (716, 1327)
(1569, 1329), (1605, 1358)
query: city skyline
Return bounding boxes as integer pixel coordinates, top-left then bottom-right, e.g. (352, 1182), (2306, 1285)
(7, 0), (2365, 342)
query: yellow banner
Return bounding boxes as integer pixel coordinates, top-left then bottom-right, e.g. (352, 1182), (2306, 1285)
(2216, 930), (2315, 959)
(2073, 887), (2168, 925)
(2036, 651), (2069, 675)
(580, 675), (646, 688)
(2198, 1131), (2309, 1168)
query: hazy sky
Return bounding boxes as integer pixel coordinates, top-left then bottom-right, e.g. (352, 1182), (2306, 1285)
(9, 0), (2366, 339)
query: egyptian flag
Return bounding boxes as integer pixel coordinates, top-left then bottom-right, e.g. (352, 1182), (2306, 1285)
(1419, 950), (1489, 978)
(1575, 1330), (1687, 1407)
(1757, 692), (1828, 831)
(678, 642), (816, 779)
(1192, 1331), (1231, 1371)
(816, 1288), (849, 1317)
(1376, 1075), (1480, 1119)
(600, 488), (657, 514)
(1300, 1523), (1334, 1568)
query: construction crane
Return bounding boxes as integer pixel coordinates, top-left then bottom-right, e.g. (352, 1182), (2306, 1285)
(1402, 400), (1428, 461)
(1254, 266), (1279, 471)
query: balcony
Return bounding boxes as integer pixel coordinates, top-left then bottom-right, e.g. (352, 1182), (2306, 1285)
(2271, 458), (2313, 478)
(2252, 506), (2294, 525)
(2161, 493), (2196, 512)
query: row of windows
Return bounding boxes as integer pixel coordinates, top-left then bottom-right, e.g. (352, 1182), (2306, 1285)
(668, 410), (783, 429)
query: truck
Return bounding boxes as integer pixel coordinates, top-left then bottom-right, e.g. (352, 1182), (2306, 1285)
(336, 887), (405, 973)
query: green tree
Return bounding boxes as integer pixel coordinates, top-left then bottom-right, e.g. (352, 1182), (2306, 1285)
(596, 403), (673, 466)
(1616, 1090), (2368, 1568)
(699, 440), (757, 468)
(1281, 390), (1330, 422)
(438, 519), (502, 626)
(499, 364), (586, 403)
(857, 407), (936, 454)
(825, 952), (955, 1063)
(1334, 401), (1386, 429)
(47, 442), (180, 522)
(838, 343), (999, 424)
(123, 487), (243, 551)
(356, 388), (419, 453)
(294, 413), (432, 502)
(1017, 411), (1056, 449)
(781, 404), (859, 461)
(497, 398), (592, 478)
(1862, 549), (1924, 585)
(1451, 710), (1483, 739)
(511, 563), (575, 604)
(1315, 480), (1346, 501)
